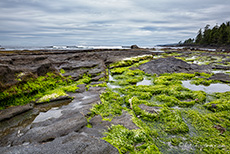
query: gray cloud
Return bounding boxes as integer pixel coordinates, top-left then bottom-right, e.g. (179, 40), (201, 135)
(0, 0), (230, 46)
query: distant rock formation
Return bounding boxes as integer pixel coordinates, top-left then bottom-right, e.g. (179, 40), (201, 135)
(131, 45), (139, 49)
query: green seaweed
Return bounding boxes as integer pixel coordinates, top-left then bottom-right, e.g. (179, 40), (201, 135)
(0, 73), (91, 110)
(98, 55), (230, 153)
(103, 124), (161, 154)
(204, 91), (230, 112)
(109, 55), (153, 68)
(0, 73), (72, 109)
(90, 89), (124, 120)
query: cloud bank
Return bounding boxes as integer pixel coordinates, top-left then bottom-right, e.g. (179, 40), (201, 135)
(0, 0), (230, 46)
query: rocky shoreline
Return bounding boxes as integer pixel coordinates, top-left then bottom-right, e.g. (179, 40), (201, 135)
(0, 49), (155, 154)
(0, 48), (229, 153)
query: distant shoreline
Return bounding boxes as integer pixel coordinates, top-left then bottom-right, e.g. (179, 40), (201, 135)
(159, 44), (230, 52)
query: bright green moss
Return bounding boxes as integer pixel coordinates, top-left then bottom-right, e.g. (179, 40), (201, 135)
(204, 91), (230, 112)
(141, 107), (189, 135)
(170, 138), (183, 146)
(109, 55), (153, 69)
(109, 69), (145, 87)
(90, 90), (124, 119)
(76, 74), (91, 84)
(160, 73), (195, 80)
(110, 80), (130, 86)
(155, 94), (180, 107)
(60, 69), (65, 74)
(36, 89), (68, 103)
(182, 109), (230, 153)
(0, 73), (73, 109)
(110, 67), (129, 75)
(131, 97), (158, 121)
(93, 54), (230, 154)
(103, 124), (160, 154)
(90, 82), (107, 88)
(61, 84), (79, 92)
(190, 77), (216, 86)
(0, 72), (92, 109)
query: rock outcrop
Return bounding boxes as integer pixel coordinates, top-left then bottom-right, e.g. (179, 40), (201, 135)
(138, 57), (211, 75)
(0, 50), (153, 89)
(131, 45), (140, 49)
(208, 73), (230, 83)
(0, 49), (152, 154)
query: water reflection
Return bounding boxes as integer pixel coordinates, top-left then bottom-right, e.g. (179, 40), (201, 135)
(107, 83), (121, 89)
(136, 78), (152, 86)
(212, 70), (229, 74)
(33, 107), (63, 123)
(182, 81), (230, 93)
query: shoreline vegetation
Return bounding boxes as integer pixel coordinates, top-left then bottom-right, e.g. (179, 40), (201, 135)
(174, 21), (230, 51)
(0, 48), (230, 153)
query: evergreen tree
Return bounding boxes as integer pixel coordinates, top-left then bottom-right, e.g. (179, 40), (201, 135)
(210, 24), (220, 45)
(195, 29), (203, 44)
(183, 38), (194, 45)
(202, 24), (211, 45)
(181, 21), (230, 46)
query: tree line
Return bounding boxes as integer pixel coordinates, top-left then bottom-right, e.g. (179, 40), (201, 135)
(180, 21), (230, 46)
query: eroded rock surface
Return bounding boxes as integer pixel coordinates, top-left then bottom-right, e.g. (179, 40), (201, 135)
(0, 49), (153, 153)
(0, 132), (118, 154)
(0, 103), (34, 121)
(0, 87), (119, 153)
(208, 73), (230, 82)
(0, 50), (153, 88)
(138, 57), (211, 75)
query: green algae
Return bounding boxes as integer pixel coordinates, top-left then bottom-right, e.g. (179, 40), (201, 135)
(103, 124), (161, 154)
(3, 51), (229, 153)
(0, 73), (70, 109)
(90, 89), (124, 120)
(182, 109), (230, 153)
(109, 55), (153, 69)
(204, 91), (230, 112)
(90, 54), (230, 154)
(0, 72), (92, 110)
(36, 89), (68, 103)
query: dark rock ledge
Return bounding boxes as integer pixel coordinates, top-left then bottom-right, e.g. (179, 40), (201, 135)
(138, 57), (211, 75)
(0, 49), (153, 154)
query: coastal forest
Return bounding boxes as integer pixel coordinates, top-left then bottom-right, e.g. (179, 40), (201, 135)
(181, 21), (230, 46)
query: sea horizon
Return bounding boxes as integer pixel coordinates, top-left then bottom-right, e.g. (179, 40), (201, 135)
(0, 44), (162, 51)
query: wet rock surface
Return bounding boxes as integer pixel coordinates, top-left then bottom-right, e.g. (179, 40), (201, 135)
(139, 104), (161, 114)
(0, 103), (34, 122)
(0, 49), (152, 88)
(1, 49), (228, 153)
(0, 87), (119, 153)
(208, 73), (230, 82)
(80, 110), (139, 138)
(111, 110), (139, 130)
(212, 65), (230, 70)
(0, 49), (153, 153)
(138, 57), (211, 75)
(0, 132), (118, 154)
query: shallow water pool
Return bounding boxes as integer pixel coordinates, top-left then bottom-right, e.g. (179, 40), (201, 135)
(136, 78), (152, 86)
(182, 81), (230, 93)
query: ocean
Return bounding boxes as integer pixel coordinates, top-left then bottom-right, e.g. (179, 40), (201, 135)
(0, 45), (132, 51)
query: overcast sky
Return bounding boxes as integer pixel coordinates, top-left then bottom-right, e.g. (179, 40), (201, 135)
(0, 0), (230, 46)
